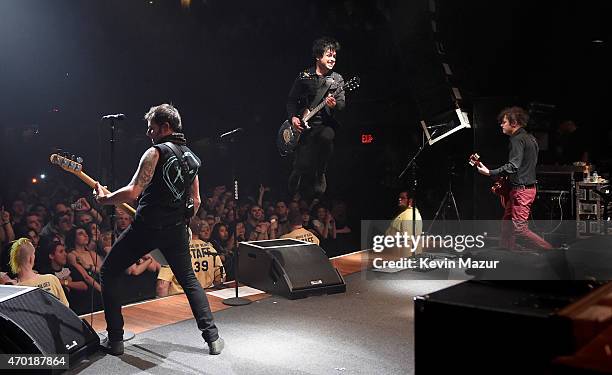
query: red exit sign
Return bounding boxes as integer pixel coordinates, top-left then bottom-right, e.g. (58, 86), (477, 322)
(361, 134), (374, 144)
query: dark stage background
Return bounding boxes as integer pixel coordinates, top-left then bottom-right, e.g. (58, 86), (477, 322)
(1, 0), (610, 235)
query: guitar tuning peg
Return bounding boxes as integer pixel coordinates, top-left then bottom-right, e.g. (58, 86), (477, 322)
(76, 156), (83, 163)
(71, 154), (76, 161)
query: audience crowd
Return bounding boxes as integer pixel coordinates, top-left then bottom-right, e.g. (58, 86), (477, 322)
(0, 179), (355, 314)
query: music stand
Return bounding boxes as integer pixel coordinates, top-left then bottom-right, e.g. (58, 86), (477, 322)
(427, 161), (461, 234)
(421, 108), (471, 146)
(399, 108), (471, 236)
(421, 109), (470, 233)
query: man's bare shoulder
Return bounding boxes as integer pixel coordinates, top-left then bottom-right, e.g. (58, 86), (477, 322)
(144, 146), (160, 159)
(132, 147), (160, 188)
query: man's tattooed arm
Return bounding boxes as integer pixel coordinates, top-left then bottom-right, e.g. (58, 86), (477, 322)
(130, 147), (159, 189)
(94, 147), (159, 206)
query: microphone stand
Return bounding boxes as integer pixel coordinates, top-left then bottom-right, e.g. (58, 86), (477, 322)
(220, 130), (252, 307)
(98, 114), (136, 343)
(398, 130), (428, 248)
(103, 115), (121, 244)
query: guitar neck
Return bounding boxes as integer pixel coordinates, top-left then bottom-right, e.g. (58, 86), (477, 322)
(303, 99), (328, 122)
(74, 171), (136, 217)
(303, 87), (344, 123)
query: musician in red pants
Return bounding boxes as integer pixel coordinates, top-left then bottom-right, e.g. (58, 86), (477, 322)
(476, 106), (553, 251)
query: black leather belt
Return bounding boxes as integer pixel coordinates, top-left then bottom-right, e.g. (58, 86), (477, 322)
(512, 184), (536, 189)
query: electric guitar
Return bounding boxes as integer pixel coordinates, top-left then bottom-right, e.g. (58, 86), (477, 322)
(49, 153), (136, 216)
(277, 76), (360, 156)
(468, 153), (509, 205)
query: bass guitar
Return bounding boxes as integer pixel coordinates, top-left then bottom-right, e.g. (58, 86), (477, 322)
(277, 76), (360, 156)
(50, 153), (136, 216)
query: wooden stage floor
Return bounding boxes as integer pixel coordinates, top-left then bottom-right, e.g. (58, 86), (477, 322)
(81, 250), (368, 335)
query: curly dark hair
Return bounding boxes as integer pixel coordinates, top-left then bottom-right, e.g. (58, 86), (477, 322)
(144, 103), (182, 132)
(211, 223), (230, 245)
(65, 225), (89, 251)
(312, 37), (340, 59)
(497, 106), (529, 128)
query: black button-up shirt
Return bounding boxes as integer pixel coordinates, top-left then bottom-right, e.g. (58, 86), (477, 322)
(490, 128), (539, 186)
(286, 67), (345, 127)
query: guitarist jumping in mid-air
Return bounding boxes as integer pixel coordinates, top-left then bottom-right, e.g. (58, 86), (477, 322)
(286, 36), (345, 196)
(475, 106), (552, 251)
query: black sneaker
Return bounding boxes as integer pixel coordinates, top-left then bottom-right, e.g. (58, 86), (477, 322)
(100, 338), (124, 356)
(314, 173), (327, 194)
(208, 337), (224, 355)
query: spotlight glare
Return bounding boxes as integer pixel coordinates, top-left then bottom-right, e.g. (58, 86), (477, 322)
(40, 174), (46, 179)
(32, 178), (38, 184)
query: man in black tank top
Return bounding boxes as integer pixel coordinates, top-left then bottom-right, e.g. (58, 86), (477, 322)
(94, 104), (223, 355)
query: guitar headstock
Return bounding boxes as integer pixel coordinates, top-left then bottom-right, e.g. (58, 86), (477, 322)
(50, 153), (83, 175)
(342, 76), (360, 93)
(468, 153), (480, 167)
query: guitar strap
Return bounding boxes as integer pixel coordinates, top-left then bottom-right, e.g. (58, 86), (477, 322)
(159, 142), (194, 218)
(309, 77), (333, 110)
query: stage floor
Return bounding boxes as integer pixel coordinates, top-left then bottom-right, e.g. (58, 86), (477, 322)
(69, 251), (460, 374)
(79, 250), (368, 334)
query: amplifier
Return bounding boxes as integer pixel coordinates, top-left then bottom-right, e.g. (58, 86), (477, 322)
(415, 280), (601, 373)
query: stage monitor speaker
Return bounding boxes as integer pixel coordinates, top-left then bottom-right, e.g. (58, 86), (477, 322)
(414, 280), (599, 373)
(237, 239), (346, 299)
(0, 285), (99, 368)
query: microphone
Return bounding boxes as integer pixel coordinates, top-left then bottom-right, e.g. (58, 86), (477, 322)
(101, 113), (125, 120)
(219, 128), (243, 139)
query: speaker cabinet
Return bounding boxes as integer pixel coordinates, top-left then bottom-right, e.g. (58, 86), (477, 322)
(237, 239), (346, 299)
(414, 280), (597, 373)
(0, 285), (99, 368)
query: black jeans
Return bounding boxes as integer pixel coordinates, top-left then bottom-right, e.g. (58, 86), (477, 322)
(100, 222), (219, 343)
(293, 125), (335, 175)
